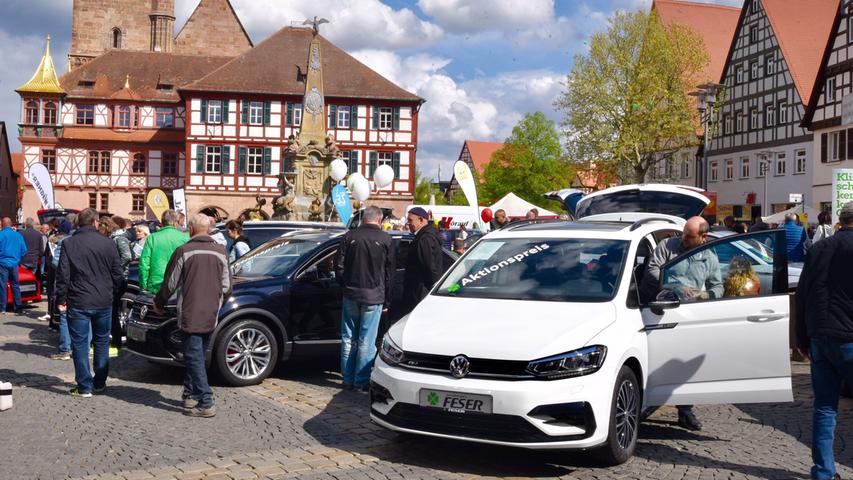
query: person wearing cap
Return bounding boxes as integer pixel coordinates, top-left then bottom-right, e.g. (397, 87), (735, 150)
(400, 207), (444, 316)
(796, 200), (853, 480)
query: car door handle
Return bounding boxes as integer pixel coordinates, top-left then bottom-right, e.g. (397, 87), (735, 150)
(642, 322), (678, 331)
(746, 312), (786, 322)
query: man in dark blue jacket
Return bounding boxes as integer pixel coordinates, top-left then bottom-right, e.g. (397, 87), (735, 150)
(0, 217), (27, 314)
(796, 202), (853, 480)
(56, 208), (123, 397)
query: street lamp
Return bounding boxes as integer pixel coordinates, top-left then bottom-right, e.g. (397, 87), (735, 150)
(689, 82), (723, 191)
(757, 150), (777, 217)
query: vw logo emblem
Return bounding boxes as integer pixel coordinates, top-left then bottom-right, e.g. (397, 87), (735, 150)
(139, 305), (148, 319)
(449, 355), (470, 379)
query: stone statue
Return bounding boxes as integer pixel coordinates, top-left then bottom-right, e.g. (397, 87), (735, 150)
(246, 194), (267, 221)
(308, 196), (323, 221)
(272, 172), (297, 219)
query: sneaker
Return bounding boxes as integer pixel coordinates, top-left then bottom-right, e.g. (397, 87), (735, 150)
(678, 411), (703, 431)
(50, 352), (71, 361)
(108, 346), (121, 358)
(38, 314), (51, 321)
(69, 387), (92, 398)
(93, 385), (106, 395)
(182, 396), (199, 409)
(184, 405), (216, 418)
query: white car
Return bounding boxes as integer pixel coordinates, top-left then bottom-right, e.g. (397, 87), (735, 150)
(370, 184), (793, 465)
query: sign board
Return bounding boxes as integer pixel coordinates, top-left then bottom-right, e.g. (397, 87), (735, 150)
(172, 188), (186, 214)
(146, 188), (170, 221)
(25, 163), (55, 209)
(788, 193), (803, 204)
(843, 93), (853, 126)
(831, 168), (853, 224)
(717, 204), (733, 220)
(331, 184), (353, 225)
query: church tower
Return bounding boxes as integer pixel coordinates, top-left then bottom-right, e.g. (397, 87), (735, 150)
(68, 0), (176, 69)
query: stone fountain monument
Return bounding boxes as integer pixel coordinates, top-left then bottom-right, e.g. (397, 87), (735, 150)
(273, 18), (340, 221)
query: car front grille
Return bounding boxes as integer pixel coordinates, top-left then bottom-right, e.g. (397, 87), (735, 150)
(399, 352), (534, 380)
(128, 303), (172, 327)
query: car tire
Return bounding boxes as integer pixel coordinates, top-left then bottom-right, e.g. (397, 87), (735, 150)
(214, 319), (278, 386)
(595, 366), (641, 466)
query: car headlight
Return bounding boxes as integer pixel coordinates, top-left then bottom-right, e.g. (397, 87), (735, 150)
(526, 345), (607, 380)
(379, 334), (404, 366)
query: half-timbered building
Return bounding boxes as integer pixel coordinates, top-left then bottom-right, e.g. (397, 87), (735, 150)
(802, 0), (853, 213)
(707, 0), (837, 221)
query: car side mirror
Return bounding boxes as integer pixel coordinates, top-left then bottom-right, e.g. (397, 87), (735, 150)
(649, 289), (680, 315)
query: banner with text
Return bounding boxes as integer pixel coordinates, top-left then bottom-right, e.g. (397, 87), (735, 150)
(332, 184), (353, 225)
(25, 163), (55, 210)
(832, 168), (853, 225)
(172, 188), (186, 214)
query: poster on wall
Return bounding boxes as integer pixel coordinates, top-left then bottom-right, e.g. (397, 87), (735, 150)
(25, 163), (55, 210)
(831, 168), (853, 225)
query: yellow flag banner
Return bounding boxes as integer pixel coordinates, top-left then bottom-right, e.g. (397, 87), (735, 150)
(146, 188), (170, 220)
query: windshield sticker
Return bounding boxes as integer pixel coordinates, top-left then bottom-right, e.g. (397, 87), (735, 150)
(460, 243), (550, 287)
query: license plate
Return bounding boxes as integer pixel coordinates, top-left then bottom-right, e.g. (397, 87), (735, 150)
(419, 389), (492, 414)
(20, 284), (36, 293)
(127, 323), (146, 342)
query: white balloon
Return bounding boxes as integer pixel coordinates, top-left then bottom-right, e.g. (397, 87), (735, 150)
(330, 159), (348, 182)
(352, 177), (370, 202)
(373, 164), (395, 189)
(347, 172), (366, 191)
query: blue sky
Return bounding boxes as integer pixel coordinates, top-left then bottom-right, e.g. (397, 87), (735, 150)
(0, 0), (742, 179)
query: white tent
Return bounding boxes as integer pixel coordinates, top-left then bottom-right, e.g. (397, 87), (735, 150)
(762, 205), (821, 225)
(489, 192), (558, 217)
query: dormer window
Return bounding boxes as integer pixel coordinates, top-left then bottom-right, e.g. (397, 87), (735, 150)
(157, 83), (174, 91)
(112, 28), (122, 49)
(43, 102), (57, 124)
(78, 80), (95, 88)
(25, 101), (39, 124)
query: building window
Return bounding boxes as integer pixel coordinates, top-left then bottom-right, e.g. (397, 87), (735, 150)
(156, 107), (174, 128)
(765, 106), (775, 127)
(100, 193), (109, 212)
(43, 102), (57, 124)
(681, 156), (691, 179)
(293, 104), (303, 126)
(795, 149), (807, 174)
(111, 28), (122, 49)
(207, 100), (222, 123)
(337, 108), (351, 129)
(341, 150), (359, 173)
(749, 23), (759, 43)
(162, 153), (178, 175)
(826, 77), (837, 103)
(115, 105), (133, 128)
(765, 54), (775, 76)
(132, 194), (145, 213)
(830, 131), (842, 161)
(88, 192), (97, 209)
(132, 153), (146, 174)
(724, 159), (733, 180)
(249, 101), (263, 125)
(778, 102), (788, 124)
(205, 146), (222, 173)
(42, 149), (56, 172)
(752, 0), (759, 12)
(757, 154), (768, 178)
(775, 152), (787, 176)
(88, 151), (110, 174)
(723, 114), (732, 135)
(736, 112), (745, 132)
(740, 157), (750, 178)
(76, 104), (94, 125)
(25, 100), (39, 124)
(378, 107), (393, 130)
(710, 161), (719, 182)
(735, 65), (745, 84)
(750, 108), (760, 130)
(247, 147), (264, 174)
(848, 15), (853, 43)
(750, 61), (760, 81)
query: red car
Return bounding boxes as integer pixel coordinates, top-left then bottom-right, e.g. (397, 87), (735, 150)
(5, 266), (42, 306)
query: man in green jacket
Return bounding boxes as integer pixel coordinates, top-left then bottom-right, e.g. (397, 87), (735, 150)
(139, 210), (189, 293)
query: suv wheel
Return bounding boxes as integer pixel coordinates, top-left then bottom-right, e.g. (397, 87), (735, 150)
(214, 319), (278, 386)
(595, 366), (640, 466)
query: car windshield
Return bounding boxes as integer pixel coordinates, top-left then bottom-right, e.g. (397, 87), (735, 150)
(435, 238), (629, 302)
(231, 239), (322, 277)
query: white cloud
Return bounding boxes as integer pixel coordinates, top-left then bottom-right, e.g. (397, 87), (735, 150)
(417, 0), (553, 34)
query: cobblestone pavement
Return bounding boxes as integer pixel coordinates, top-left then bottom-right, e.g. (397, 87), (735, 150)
(1, 303), (851, 480)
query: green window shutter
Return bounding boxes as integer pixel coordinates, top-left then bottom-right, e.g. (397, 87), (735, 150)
(263, 101), (272, 126)
(392, 107), (400, 130)
(196, 145), (205, 173)
(282, 150), (289, 174)
(369, 151), (378, 177)
(329, 104), (337, 128)
(238, 146), (247, 173)
(821, 133), (828, 163)
(241, 100), (249, 124)
(285, 102), (293, 126)
(392, 152), (401, 178)
(200, 99), (208, 123)
(372, 106), (379, 129)
(222, 100), (230, 123)
(222, 146), (231, 173)
(352, 105), (359, 129)
(349, 150), (359, 173)
(263, 147), (272, 175)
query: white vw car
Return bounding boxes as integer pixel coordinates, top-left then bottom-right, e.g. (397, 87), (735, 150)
(370, 185), (792, 465)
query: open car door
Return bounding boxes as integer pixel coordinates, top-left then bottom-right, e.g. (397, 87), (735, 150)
(642, 230), (792, 406)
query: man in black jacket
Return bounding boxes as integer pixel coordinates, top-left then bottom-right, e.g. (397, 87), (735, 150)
(56, 208), (123, 398)
(334, 206), (394, 391)
(400, 207), (444, 316)
(795, 201), (853, 480)
(19, 217), (43, 272)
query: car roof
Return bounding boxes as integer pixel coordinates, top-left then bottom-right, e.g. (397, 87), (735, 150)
(486, 217), (680, 241)
(220, 220), (345, 229)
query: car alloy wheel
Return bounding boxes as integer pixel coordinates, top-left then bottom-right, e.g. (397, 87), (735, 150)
(225, 326), (272, 381)
(614, 377), (639, 450)
(595, 365), (640, 466)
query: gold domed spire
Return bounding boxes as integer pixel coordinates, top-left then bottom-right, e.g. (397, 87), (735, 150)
(124, 74), (131, 90)
(17, 35), (65, 94)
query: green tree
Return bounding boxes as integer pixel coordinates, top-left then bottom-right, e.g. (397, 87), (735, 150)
(413, 169), (440, 205)
(556, 9), (709, 184)
(480, 112), (573, 212)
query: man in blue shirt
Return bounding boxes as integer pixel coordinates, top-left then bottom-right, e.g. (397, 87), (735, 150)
(0, 217), (27, 314)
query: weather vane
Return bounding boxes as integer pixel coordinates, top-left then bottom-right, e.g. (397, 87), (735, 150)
(303, 16), (329, 36)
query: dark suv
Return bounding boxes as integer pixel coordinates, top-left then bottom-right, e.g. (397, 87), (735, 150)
(124, 230), (455, 386)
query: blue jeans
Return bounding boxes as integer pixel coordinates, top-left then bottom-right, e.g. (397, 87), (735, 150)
(58, 311), (90, 354)
(182, 331), (213, 408)
(340, 297), (382, 387)
(0, 264), (21, 312)
(68, 307), (111, 393)
(810, 336), (853, 480)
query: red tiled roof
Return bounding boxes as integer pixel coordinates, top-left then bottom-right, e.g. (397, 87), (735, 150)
(61, 127), (185, 143)
(11, 153), (24, 176)
(653, 0), (741, 84)
(464, 140), (504, 174)
(60, 51), (232, 102)
(761, 0), (838, 101)
(182, 27), (422, 102)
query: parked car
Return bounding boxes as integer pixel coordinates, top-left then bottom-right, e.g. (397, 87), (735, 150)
(6, 267), (41, 307)
(370, 184), (793, 465)
(124, 229), (455, 386)
(37, 208), (79, 226)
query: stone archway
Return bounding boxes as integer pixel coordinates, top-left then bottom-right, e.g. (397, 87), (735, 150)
(197, 205), (230, 222)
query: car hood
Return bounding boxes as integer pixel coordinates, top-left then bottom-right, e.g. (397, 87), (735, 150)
(395, 295), (616, 361)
